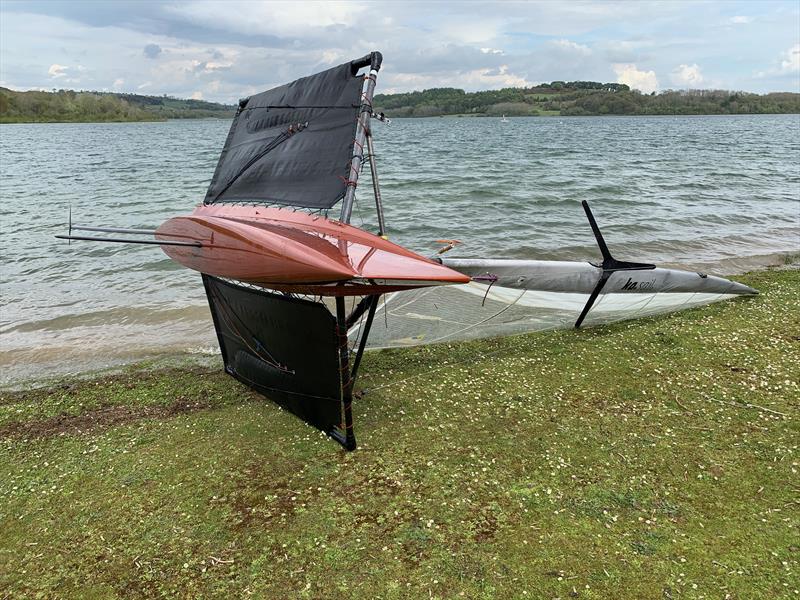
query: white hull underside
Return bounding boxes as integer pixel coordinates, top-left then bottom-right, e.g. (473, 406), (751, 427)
(350, 260), (756, 348)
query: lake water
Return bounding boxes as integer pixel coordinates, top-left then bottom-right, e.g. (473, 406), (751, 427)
(1, 115), (799, 383)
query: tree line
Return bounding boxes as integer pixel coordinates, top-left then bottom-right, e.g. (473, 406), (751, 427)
(373, 82), (800, 117)
(3, 83), (797, 123)
(0, 88), (234, 123)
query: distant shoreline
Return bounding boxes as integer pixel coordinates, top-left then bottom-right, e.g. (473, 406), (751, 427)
(0, 116), (233, 124)
(0, 87), (235, 124)
(3, 112), (799, 125)
(391, 111), (800, 119)
(374, 84), (800, 118)
(3, 84), (798, 123)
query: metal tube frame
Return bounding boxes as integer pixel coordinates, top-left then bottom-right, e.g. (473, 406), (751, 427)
(330, 293), (380, 451)
(332, 296), (357, 450)
(365, 133), (387, 237)
(339, 66), (380, 224)
(54, 234), (202, 248)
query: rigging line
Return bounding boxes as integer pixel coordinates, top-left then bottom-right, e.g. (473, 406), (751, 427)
(353, 193), (366, 229)
(214, 303), (286, 372)
(381, 287), (436, 314)
(238, 104), (359, 110)
(211, 122), (308, 203)
(423, 288), (528, 346)
(368, 291), (396, 330)
(348, 307), (368, 356)
(599, 285), (661, 324)
(208, 286), (294, 374)
(212, 291), (281, 367)
(232, 368), (340, 403)
(377, 287), (473, 327)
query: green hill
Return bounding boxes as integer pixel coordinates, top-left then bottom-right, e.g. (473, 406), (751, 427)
(374, 82), (800, 117)
(0, 88), (235, 123)
(4, 82), (797, 123)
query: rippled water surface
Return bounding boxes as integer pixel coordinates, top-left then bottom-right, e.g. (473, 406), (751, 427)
(1, 115), (798, 382)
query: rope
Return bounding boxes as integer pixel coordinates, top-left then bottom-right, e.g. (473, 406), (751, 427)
(232, 368), (339, 403)
(337, 174), (358, 188)
(334, 322), (353, 391)
(211, 122), (308, 202)
(238, 104), (359, 110)
(208, 286), (295, 374)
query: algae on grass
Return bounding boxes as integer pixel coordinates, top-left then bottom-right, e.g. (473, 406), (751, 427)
(0, 269), (797, 599)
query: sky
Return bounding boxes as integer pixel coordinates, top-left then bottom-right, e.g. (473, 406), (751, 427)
(1, 0), (798, 103)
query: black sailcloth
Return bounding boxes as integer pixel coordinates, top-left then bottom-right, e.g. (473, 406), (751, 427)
(204, 60), (364, 209)
(202, 275), (345, 435)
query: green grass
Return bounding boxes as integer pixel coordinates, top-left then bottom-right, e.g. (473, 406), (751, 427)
(1, 269), (798, 599)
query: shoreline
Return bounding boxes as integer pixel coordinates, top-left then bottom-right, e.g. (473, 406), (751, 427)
(2, 252), (797, 391)
(392, 111), (800, 118)
(3, 112), (799, 124)
(3, 263), (796, 392)
(0, 116), (233, 125)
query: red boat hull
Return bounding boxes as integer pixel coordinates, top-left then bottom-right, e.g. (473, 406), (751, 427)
(156, 205), (469, 295)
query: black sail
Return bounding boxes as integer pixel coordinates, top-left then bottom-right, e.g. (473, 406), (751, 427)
(200, 55), (384, 451)
(204, 60), (365, 209)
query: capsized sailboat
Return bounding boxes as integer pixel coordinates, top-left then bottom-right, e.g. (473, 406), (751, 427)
(56, 52), (757, 450)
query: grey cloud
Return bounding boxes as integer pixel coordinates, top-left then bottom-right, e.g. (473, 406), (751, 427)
(1, 1), (797, 101)
(143, 43), (162, 59)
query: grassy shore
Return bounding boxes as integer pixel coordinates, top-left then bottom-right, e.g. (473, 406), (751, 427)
(1, 268), (797, 599)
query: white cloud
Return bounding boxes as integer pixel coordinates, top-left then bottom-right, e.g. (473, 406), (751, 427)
(613, 63), (659, 93)
(439, 18), (505, 44)
(0, 81), (46, 91)
(321, 50), (343, 64)
(112, 78), (124, 89)
(550, 39), (592, 56)
(755, 44), (800, 81)
(671, 63), (704, 88)
(729, 16), (752, 24)
(384, 65), (530, 93)
(780, 43), (800, 73)
(204, 61), (233, 72)
(480, 47), (503, 55)
(190, 91), (203, 100)
(48, 63), (67, 78)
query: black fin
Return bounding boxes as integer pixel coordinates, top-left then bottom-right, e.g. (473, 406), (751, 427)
(576, 202), (657, 329)
(582, 200), (656, 272)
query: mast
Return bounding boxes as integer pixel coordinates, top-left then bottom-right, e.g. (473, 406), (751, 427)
(339, 52), (383, 225)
